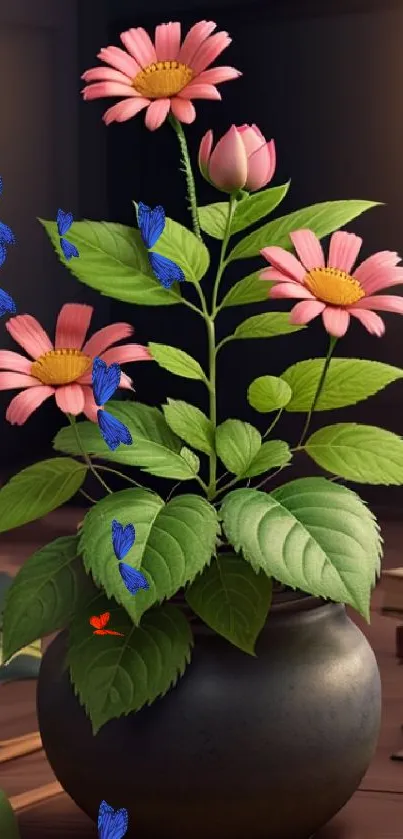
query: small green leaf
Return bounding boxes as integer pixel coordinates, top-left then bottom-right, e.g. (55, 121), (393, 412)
(0, 459), (87, 534)
(220, 272), (269, 309)
(149, 217), (210, 283)
(186, 552), (272, 654)
(248, 376), (292, 413)
(198, 203), (228, 240)
(69, 599), (193, 732)
(149, 342), (207, 383)
(228, 199), (380, 261)
(0, 790), (20, 839)
(231, 183), (291, 234)
(282, 358), (403, 412)
(243, 440), (292, 478)
(233, 312), (305, 340)
(305, 423), (403, 485)
(0, 638), (42, 684)
(163, 399), (215, 454)
(2, 536), (96, 662)
(216, 420), (261, 476)
(179, 447), (200, 474)
(40, 219), (181, 306)
(220, 479), (382, 620)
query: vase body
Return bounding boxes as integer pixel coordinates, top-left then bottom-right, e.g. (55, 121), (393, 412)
(37, 594), (381, 839)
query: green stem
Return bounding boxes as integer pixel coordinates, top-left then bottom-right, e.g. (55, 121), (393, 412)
(211, 194), (237, 317)
(169, 114), (202, 239)
(79, 488), (98, 504)
(67, 415), (112, 494)
(213, 475), (242, 499)
(253, 464), (288, 491)
(95, 464), (146, 490)
(263, 409), (283, 439)
(297, 335), (338, 447)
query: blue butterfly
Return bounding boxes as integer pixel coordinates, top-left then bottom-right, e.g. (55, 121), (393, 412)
(138, 202), (165, 248)
(0, 288), (16, 317)
(0, 177), (16, 265)
(118, 562), (149, 595)
(56, 208), (79, 261)
(98, 800), (128, 839)
(111, 519), (135, 562)
(97, 409), (132, 451)
(148, 251), (185, 289)
(92, 357), (121, 407)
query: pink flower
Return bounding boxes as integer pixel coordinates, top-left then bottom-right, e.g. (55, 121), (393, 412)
(81, 21), (241, 131)
(260, 229), (403, 338)
(0, 303), (152, 425)
(199, 124), (276, 193)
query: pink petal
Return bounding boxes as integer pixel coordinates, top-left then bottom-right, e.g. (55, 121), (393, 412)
(178, 21), (217, 66)
(347, 308), (385, 336)
(269, 282), (316, 300)
(120, 28), (157, 68)
(119, 372), (134, 390)
(245, 141), (276, 192)
(81, 67), (133, 85)
(97, 46), (140, 79)
(178, 82), (221, 100)
(5, 386), (55, 425)
(81, 386), (99, 423)
(170, 98), (196, 124)
(6, 314), (53, 359)
(55, 383), (85, 416)
(0, 372), (41, 391)
(327, 231), (362, 273)
(196, 66), (241, 85)
(350, 294), (403, 314)
(0, 350), (32, 374)
(208, 125), (248, 192)
(100, 344), (152, 365)
(103, 98), (150, 125)
(260, 246), (306, 282)
(322, 306), (350, 337)
(155, 22), (181, 61)
(82, 323), (134, 357)
(54, 304), (93, 350)
(198, 130), (213, 178)
(289, 300), (326, 325)
(290, 229), (325, 271)
(260, 268), (291, 283)
(190, 32), (231, 75)
(82, 82), (142, 101)
(237, 123), (266, 156)
(353, 251), (402, 295)
(145, 99), (171, 131)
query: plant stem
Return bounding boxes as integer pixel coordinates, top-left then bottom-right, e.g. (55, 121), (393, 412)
(297, 335), (338, 447)
(211, 194), (237, 317)
(79, 488), (98, 504)
(95, 464), (146, 490)
(169, 114), (202, 239)
(263, 409), (283, 439)
(67, 414), (112, 494)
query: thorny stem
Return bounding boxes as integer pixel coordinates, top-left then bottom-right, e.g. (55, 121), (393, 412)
(169, 114), (202, 239)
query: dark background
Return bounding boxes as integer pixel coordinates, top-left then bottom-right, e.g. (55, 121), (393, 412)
(2, 0), (403, 512)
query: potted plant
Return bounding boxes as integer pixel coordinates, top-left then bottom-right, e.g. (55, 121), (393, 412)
(1, 17), (402, 839)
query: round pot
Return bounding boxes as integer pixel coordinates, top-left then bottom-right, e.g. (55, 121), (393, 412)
(37, 593), (381, 839)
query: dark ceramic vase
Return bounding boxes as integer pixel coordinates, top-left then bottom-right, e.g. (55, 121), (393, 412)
(37, 592), (381, 839)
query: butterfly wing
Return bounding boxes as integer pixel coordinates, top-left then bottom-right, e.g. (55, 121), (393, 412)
(0, 288), (16, 317)
(118, 562), (149, 595)
(93, 629), (108, 635)
(148, 252), (185, 289)
(0, 176), (3, 196)
(56, 208), (73, 236)
(0, 242), (7, 268)
(97, 410), (133, 452)
(60, 237), (79, 260)
(92, 357), (121, 407)
(98, 801), (128, 839)
(111, 520), (136, 562)
(138, 202), (165, 249)
(0, 222), (15, 245)
(89, 615), (102, 629)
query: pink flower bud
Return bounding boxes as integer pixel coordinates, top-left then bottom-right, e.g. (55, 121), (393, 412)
(237, 124), (276, 191)
(199, 123), (276, 193)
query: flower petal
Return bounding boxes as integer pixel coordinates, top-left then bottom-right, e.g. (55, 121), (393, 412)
(178, 21), (217, 66)
(260, 246), (306, 282)
(81, 386), (99, 422)
(120, 28), (157, 68)
(245, 141), (276, 192)
(327, 231), (362, 273)
(82, 323), (134, 358)
(178, 82), (221, 100)
(145, 99), (171, 131)
(208, 125), (248, 192)
(260, 268), (292, 283)
(269, 282), (315, 300)
(322, 306), (350, 337)
(6, 314), (53, 359)
(350, 294), (403, 314)
(290, 229), (325, 271)
(353, 250), (401, 294)
(54, 303), (93, 350)
(347, 308), (385, 336)
(100, 344), (152, 365)
(0, 350), (32, 373)
(0, 372), (41, 390)
(198, 130), (213, 178)
(155, 22), (181, 61)
(170, 98), (196, 124)
(81, 67), (132, 85)
(190, 31), (231, 75)
(55, 383), (85, 416)
(5, 386), (55, 425)
(97, 46), (140, 78)
(82, 82), (142, 100)
(289, 300), (326, 325)
(196, 66), (241, 85)
(103, 97), (150, 125)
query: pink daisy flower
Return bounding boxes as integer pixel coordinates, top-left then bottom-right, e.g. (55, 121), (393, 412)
(81, 20), (241, 131)
(0, 303), (151, 425)
(260, 229), (403, 338)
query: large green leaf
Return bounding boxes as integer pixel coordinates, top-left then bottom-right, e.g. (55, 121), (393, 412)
(69, 598), (193, 733)
(199, 183), (290, 240)
(186, 553), (272, 654)
(305, 423), (403, 484)
(80, 489), (219, 623)
(54, 401), (197, 479)
(0, 790), (20, 839)
(242, 440), (292, 478)
(219, 272), (270, 309)
(0, 458), (87, 534)
(228, 200), (380, 261)
(149, 342), (208, 384)
(198, 203), (228, 240)
(149, 217), (210, 283)
(216, 420), (261, 476)
(163, 399), (214, 455)
(282, 358), (403, 412)
(232, 312), (305, 340)
(248, 376), (292, 413)
(2, 536), (96, 662)
(220, 478), (382, 619)
(40, 219), (180, 306)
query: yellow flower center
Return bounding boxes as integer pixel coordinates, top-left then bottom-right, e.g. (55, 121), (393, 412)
(31, 349), (92, 386)
(133, 61), (193, 99)
(304, 267), (365, 306)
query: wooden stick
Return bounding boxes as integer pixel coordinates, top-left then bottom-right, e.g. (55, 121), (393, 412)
(0, 731), (39, 747)
(0, 732), (42, 763)
(9, 781), (63, 812)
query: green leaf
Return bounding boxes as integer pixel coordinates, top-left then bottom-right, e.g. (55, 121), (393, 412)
(149, 342), (207, 383)
(80, 489), (219, 623)
(242, 440), (292, 478)
(216, 420), (261, 476)
(179, 447), (200, 475)
(232, 312), (305, 340)
(197, 203), (228, 240)
(0, 458), (87, 534)
(149, 217), (210, 283)
(0, 638), (42, 684)
(2, 536), (96, 662)
(163, 399), (214, 454)
(305, 423), (403, 485)
(248, 376), (292, 413)
(0, 790), (20, 839)
(69, 598), (193, 732)
(186, 552), (272, 654)
(220, 272), (269, 309)
(39, 219), (181, 306)
(282, 358), (403, 412)
(228, 199), (380, 261)
(220, 478), (382, 620)
(231, 183), (291, 234)
(54, 401), (197, 479)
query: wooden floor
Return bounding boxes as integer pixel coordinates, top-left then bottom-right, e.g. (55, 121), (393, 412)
(1, 511), (403, 838)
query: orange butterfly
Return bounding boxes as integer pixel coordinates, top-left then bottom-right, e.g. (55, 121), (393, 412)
(89, 612), (124, 636)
